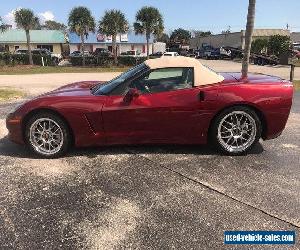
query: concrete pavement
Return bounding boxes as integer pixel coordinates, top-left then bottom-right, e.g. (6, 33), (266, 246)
(0, 66), (299, 249)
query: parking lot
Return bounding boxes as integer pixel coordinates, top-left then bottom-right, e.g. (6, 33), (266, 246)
(0, 61), (300, 249)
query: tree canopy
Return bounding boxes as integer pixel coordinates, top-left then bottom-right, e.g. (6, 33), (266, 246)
(42, 20), (66, 31)
(193, 30), (212, 38)
(251, 38), (268, 53)
(99, 9), (128, 64)
(14, 8), (40, 31)
(170, 28), (191, 45)
(98, 10), (128, 36)
(0, 17), (7, 32)
(134, 6), (164, 58)
(68, 6), (95, 37)
(133, 6), (164, 39)
(268, 35), (290, 57)
(156, 33), (169, 43)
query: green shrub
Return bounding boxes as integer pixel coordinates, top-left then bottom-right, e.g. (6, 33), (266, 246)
(70, 55), (147, 67)
(117, 56), (147, 66)
(268, 35), (291, 57)
(0, 53), (12, 64)
(251, 38), (269, 53)
(70, 56), (95, 66)
(0, 52), (54, 66)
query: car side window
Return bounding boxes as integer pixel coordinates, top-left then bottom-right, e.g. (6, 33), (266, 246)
(129, 67), (194, 94)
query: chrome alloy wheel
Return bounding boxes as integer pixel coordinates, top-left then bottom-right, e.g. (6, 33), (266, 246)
(29, 118), (64, 155)
(217, 111), (257, 153)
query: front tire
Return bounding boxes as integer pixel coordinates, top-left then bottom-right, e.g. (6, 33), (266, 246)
(210, 106), (262, 155)
(25, 112), (71, 158)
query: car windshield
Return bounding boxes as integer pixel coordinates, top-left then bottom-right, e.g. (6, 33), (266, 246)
(92, 63), (147, 95)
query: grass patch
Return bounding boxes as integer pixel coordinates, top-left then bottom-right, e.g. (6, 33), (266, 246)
(0, 65), (128, 75)
(0, 88), (26, 101)
(294, 80), (300, 91)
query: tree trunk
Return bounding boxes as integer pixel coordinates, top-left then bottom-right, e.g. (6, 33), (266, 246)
(80, 33), (85, 66)
(146, 32), (150, 59)
(25, 30), (33, 65)
(241, 0), (256, 78)
(112, 35), (117, 65)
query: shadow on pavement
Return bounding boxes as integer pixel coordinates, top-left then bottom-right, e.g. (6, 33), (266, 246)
(0, 135), (265, 159)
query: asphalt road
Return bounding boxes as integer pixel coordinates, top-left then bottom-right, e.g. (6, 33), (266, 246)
(0, 93), (300, 249)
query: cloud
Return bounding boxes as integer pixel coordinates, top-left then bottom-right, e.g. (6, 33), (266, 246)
(38, 11), (55, 24)
(3, 7), (21, 28)
(2, 8), (55, 28)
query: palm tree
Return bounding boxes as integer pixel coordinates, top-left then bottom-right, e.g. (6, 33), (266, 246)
(99, 10), (128, 64)
(14, 9), (40, 65)
(241, 0), (256, 78)
(0, 17), (7, 32)
(134, 6), (164, 59)
(68, 6), (95, 66)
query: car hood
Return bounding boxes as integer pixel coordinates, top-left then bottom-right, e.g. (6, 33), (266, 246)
(41, 81), (106, 97)
(55, 80), (105, 91)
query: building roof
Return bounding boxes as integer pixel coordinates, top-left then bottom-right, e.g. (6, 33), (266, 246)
(144, 57), (224, 86)
(68, 32), (154, 44)
(0, 29), (66, 44)
(291, 32), (300, 43)
(242, 29), (290, 37)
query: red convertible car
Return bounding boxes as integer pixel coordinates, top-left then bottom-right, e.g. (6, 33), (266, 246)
(6, 57), (293, 158)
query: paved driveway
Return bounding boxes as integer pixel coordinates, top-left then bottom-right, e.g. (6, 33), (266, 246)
(0, 72), (300, 249)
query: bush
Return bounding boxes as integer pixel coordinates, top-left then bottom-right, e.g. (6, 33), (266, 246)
(0, 52), (54, 66)
(69, 55), (96, 66)
(251, 38), (268, 54)
(268, 35), (291, 57)
(70, 55), (147, 67)
(0, 53), (12, 65)
(117, 56), (147, 66)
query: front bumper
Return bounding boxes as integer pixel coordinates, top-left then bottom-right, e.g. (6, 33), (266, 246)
(6, 113), (25, 145)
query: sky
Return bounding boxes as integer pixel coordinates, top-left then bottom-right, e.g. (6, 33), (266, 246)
(1, 0), (299, 34)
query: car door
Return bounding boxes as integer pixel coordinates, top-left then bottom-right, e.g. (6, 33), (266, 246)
(102, 67), (219, 144)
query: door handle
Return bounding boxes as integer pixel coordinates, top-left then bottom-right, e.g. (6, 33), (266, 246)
(198, 91), (205, 101)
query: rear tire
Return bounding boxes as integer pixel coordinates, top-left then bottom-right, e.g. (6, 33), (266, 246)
(210, 106), (262, 155)
(25, 112), (71, 158)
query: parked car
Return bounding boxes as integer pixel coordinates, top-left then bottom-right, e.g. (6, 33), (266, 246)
(120, 50), (145, 57)
(162, 52), (179, 57)
(70, 51), (92, 57)
(219, 47), (232, 59)
(14, 49), (28, 55)
(93, 48), (113, 57)
(70, 51), (81, 57)
(6, 57), (293, 158)
(186, 49), (196, 58)
(149, 52), (164, 58)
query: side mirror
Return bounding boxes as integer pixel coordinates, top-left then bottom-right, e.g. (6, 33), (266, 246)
(123, 88), (140, 103)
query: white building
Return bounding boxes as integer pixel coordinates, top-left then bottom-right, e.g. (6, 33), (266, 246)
(68, 32), (157, 55)
(190, 29), (291, 49)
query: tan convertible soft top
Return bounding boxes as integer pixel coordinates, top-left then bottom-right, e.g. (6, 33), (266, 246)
(144, 56), (224, 86)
